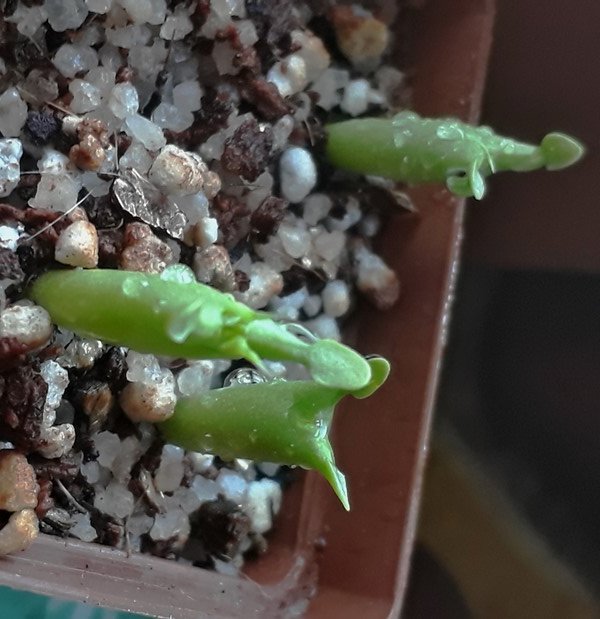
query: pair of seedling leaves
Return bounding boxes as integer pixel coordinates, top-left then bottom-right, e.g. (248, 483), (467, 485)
(30, 112), (584, 508)
(31, 265), (386, 510)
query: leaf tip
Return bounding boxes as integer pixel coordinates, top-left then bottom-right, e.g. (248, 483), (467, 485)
(541, 132), (585, 171)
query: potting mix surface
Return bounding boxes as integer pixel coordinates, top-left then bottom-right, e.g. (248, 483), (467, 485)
(0, 0), (406, 573)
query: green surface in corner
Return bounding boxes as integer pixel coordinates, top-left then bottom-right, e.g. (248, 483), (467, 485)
(0, 586), (149, 619)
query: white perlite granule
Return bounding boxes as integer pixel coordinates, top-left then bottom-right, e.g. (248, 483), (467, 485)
(69, 512), (97, 542)
(279, 147), (317, 203)
(0, 139), (22, 198)
(154, 444), (185, 492)
(94, 480), (135, 520)
(0, 89), (27, 138)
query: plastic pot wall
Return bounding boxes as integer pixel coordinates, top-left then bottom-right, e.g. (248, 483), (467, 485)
(0, 1), (495, 617)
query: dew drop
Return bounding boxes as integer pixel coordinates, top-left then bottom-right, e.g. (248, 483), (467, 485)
(160, 263), (196, 284)
(166, 312), (195, 343)
(121, 276), (149, 298)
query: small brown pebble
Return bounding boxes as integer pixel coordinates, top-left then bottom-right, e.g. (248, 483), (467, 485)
(119, 222), (173, 274)
(329, 5), (390, 70)
(192, 245), (236, 292)
(69, 134), (106, 171)
(119, 377), (176, 424)
(0, 451), (39, 512)
(55, 220), (99, 268)
(221, 117), (273, 182)
(77, 118), (110, 148)
(0, 508), (39, 555)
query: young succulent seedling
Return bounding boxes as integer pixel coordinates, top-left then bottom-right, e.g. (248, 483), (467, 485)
(160, 357), (391, 510)
(29, 265), (372, 391)
(325, 110), (585, 199)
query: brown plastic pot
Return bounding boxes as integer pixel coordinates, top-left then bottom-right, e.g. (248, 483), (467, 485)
(0, 1), (495, 617)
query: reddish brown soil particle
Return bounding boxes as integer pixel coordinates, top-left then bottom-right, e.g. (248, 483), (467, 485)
(35, 478), (54, 520)
(235, 72), (293, 120)
(0, 364), (47, 452)
(115, 66), (135, 83)
(234, 269), (251, 292)
(211, 193), (250, 248)
(188, 497), (251, 560)
(0, 247), (24, 280)
(250, 195), (287, 242)
(0, 338), (30, 372)
(221, 117), (273, 182)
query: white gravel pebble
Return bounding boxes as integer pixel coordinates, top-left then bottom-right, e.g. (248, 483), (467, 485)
(53, 44), (98, 78)
(279, 147), (317, 203)
(119, 370), (177, 423)
(150, 508), (190, 541)
(234, 262), (283, 309)
(0, 89), (27, 138)
(277, 219), (311, 259)
(0, 139), (22, 198)
(108, 83), (139, 118)
(40, 360), (69, 427)
(305, 315), (341, 342)
(322, 280), (351, 318)
(0, 304), (53, 350)
(216, 469), (247, 506)
(354, 242), (400, 310)
(313, 229), (346, 262)
(173, 80), (203, 113)
(37, 424), (76, 459)
(341, 78), (371, 116)
(46, 0), (88, 32)
(149, 145), (209, 196)
(69, 512), (97, 542)
(267, 54), (307, 97)
(245, 479), (282, 534)
(94, 479), (135, 520)
(55, 220), (99, 269)
(94, 431), (122, 469)
(302, 193), (332, 226)
(124, 114), (167, 151)
(154, 444), (185, 493)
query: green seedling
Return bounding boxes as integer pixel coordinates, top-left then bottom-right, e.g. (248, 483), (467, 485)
(160, 357), (391, 510)
(29, 265), (372, 391)
(326, 110), (585, 199)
